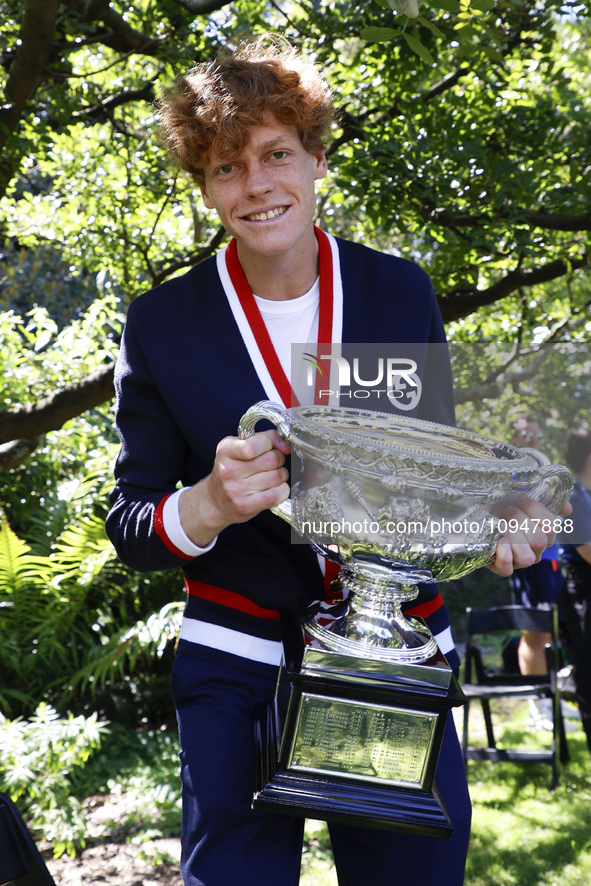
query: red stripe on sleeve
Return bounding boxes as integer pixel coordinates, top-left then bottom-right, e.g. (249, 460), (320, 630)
(153, 494), (195, 560)
(405, 588), (444, 619)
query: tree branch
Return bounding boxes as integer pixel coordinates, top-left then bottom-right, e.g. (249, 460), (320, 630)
(440, 254), (589, 323)
(426, 205), (591, 232)
(62, 0), (160, 54)
(326, 110), (368, 158)
(52, 33), (173, 77)
(0, 0), (60, 197)
(421, 66), (470, 103)
(517, 210), (591, 232)
(151, 226), (227, 287)
(454, 346), (552, 405)
(545, 299), (591, 342)
(267, 0), (318, 38)
(0, 364), (115, 447)
(170, 0), (234, 13)
(0, 437), (41, 474)
(74, 84), (157, 121)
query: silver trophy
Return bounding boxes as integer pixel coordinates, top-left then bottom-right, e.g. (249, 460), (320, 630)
(238, 401), (573, 836)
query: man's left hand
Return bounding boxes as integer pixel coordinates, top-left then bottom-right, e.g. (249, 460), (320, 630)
(488, 495), (573, 577)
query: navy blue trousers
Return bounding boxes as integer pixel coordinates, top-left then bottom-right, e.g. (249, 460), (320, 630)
(172, 647), (471, 886)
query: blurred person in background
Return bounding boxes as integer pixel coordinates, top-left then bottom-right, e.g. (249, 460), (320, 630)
(559, 428), (591, 754)
(509, 416), (578, 731)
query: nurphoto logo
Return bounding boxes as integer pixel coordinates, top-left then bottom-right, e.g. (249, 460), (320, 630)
(303, 352), (422, 411)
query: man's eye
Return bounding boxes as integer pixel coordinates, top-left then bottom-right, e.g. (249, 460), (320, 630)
(271, 151), (287, 160)
(218, 164), (235, 175)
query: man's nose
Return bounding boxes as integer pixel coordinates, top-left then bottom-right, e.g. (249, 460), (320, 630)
(244, 162), (273, 195)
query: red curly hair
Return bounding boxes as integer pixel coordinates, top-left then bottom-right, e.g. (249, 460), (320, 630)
(158, 38), (335, 187)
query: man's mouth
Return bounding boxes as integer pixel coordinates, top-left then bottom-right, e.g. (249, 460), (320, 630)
(244, 205), (288, 222)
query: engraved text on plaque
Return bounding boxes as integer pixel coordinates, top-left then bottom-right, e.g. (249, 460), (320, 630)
(289, 693), (437, 789)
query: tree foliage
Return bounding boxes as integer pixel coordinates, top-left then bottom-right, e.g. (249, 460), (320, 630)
(0, 5), (588, 844)
(0, 0), (589, 464)
(451, 341), (591, 456)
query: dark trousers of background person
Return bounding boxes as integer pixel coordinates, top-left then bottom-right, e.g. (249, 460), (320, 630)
(560, 561), (591, 755)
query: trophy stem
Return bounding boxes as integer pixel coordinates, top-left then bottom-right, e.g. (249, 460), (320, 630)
(305, 561), (439, 663)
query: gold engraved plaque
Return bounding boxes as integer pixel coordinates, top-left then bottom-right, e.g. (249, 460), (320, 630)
(289, 693), (437, 789)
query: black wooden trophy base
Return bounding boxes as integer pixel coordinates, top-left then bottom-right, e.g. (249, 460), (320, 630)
(253, 645), (466, 838)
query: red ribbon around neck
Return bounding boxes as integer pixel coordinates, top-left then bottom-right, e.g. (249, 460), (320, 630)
(225, 226), (333, 407)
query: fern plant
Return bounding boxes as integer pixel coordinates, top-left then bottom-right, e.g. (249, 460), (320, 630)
(0, 462), (183, 718)
(72, 600), (183, 694)
(0, 515), (62, 712)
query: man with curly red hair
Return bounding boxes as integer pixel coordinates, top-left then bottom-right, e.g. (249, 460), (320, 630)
(107, 38), (564, 886)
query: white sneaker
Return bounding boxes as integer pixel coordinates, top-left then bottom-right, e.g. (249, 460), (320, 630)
(561, 699), (581, 720)
(527, 698), (553, 731)
(527, 697), (579, 732)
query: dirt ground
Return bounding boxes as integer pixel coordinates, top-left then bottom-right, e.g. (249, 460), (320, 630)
(41, 792), (340, 886)
(42, 795), (182, 886)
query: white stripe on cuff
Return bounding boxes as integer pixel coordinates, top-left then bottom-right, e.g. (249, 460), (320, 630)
(162, 488), (218, 557)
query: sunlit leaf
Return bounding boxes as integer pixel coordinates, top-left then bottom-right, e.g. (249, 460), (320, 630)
(402, 31), (435, 64)
(427, 0), (461, 9)
(387, 0), (421, 16)
(360, 26), (400, 41)
(470, 0), (496, 9)
(416, 15), (446, 37)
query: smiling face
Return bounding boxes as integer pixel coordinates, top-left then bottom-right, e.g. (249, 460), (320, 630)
(511, 419), (541, 450)
(200, 116), (328, 277)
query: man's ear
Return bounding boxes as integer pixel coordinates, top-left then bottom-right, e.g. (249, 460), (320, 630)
(200, 184), (215, 210)
(314, 151), (328, 181)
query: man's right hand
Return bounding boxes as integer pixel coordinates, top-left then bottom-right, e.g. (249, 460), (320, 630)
(178, 429), (291, 548)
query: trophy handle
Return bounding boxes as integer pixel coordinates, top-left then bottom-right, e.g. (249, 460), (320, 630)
(519, 448), (573, 513)
(237, 400), (294, 526)
(529, 464), (573, 513)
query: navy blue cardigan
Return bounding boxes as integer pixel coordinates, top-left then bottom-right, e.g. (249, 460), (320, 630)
(106, 236), (457, 665)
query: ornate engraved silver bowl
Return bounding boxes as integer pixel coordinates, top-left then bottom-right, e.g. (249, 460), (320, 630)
(239, 401), (572, 664)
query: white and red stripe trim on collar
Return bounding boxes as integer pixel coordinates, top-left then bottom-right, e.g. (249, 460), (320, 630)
(216, 227), (343, 407)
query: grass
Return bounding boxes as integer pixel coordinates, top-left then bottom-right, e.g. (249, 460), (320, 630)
(63, 698), (590, 886)
(300, 700), (591, 886)
(301, 819), (338, 885)
(461, 700), (591, 886)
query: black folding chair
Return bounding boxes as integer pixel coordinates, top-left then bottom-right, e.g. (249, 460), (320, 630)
(0, 793), (56, 886)
(461, 604), (569, 790)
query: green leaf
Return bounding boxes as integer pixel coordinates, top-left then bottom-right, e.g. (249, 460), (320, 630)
(470, 0), (496, 9)
(456, 40), (477, 56)
(483, 44), (504, 61)
(388, 0), (420, 16)
(416, 15), (445, 37)
(455, 21), (476, 37)
(360, 26), (400, 41)
(402, 32), (435, 64)
(428, 0), (460, 9)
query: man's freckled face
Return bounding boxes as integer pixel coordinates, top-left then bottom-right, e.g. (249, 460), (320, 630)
(200, 118), (327, 265)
